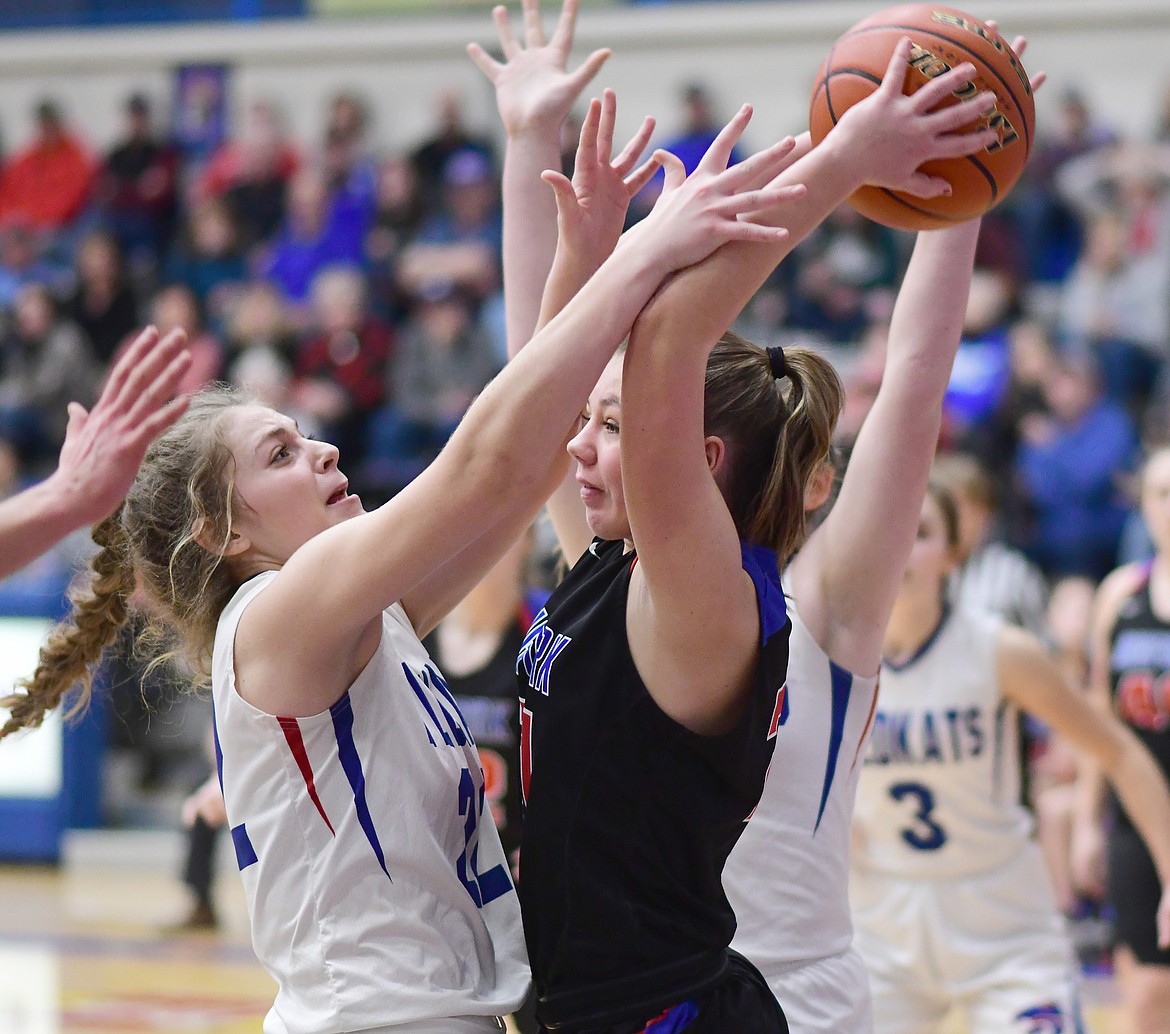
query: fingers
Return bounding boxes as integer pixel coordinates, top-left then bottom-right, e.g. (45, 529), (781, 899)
(715, 182), (807, 219)
(912, 61), (977, 112)
(99, 325), (159, 406)
(697, 104), (753, 175)
(656, 149), (687, 192)
(595, 89), (616, 165)
(566, 47), (612, 96)
(131, 393), (191, 450)
(623, 153), (663, 196)
(521, 0), (546, 48)
(612, 116), (656, 179)
(466, 41), (503, 82)
(575, 96), (603, 168)
(729, 135), (798, 192)
(877, 37), (913, 96)
(493, 3), (520, 59)
(549, 0), (579, 54)
(900, 172), (952, 199)
(116, 329), (191, 423)
(541, 168), (579, 213)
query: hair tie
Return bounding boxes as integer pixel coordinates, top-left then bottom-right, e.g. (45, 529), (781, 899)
(767, 345), (788, 381)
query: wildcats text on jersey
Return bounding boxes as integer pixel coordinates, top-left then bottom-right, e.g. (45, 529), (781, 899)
(865, 705), (986, 766)
(516, 607), (573, 697)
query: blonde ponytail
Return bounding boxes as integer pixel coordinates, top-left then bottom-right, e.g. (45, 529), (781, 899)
(0, 512), (135, 739)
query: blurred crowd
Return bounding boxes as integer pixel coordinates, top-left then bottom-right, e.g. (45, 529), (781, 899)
(2, 73), (1170, 950)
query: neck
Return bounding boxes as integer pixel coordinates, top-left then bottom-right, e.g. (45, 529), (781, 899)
(883, 590), (945, 666)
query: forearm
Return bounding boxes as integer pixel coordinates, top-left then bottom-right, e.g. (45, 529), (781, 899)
(633, 132), (864, 347)
(502, 130), (563, 356)
(0, 475), (87, 580)
(1106, 734), (1170, 888)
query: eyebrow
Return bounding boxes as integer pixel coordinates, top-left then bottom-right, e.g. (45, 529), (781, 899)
(598, 395), (621, 409)
(253, 421), (299, 454)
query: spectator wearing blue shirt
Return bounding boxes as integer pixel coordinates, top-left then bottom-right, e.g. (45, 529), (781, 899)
(1016, 350), (1140, 580)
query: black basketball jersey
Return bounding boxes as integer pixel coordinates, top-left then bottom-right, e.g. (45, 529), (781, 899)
(1108, 567), (1170, 832)
(515, 537), (791, 1030)
(424, 595), (542, 860)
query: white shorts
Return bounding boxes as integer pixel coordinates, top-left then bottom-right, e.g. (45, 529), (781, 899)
(851, 843), (1084, 1034)
(766, 947), (873, 1034)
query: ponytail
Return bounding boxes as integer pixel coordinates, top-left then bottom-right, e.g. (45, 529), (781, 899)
(704, 332), (843, 562)
(0, 511), (135, 739)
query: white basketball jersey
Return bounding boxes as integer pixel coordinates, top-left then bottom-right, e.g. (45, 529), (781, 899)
(211, 572), (530, 1034)
(853, 606), (1034, 880)
(726, 604), (881, 969)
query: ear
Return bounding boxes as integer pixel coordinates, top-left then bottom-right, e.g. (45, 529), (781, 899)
(191, 517), (249, 558)
(804, 460), (834, 513)
(703, 435), (727, 477)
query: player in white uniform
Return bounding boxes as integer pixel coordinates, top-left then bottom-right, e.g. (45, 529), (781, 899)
(852, 482), (1170, 1034)
(0, 121), (801, 1032)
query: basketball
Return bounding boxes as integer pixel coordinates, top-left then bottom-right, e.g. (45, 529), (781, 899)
(808, 4), (1035, 231)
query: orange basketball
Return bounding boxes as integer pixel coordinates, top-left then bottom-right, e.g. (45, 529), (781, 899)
(808, 4), (1035, 231)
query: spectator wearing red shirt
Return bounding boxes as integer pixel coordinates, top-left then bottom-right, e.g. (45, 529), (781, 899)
(0, 99), (95, 234)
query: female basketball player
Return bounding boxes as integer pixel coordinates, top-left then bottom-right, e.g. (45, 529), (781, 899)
(0, 113), (804, 1034)
(475, 1), (1005, 1028)
(722, 27), (1048, 1034)
(0, 325), (189, 586)
(1080, 446), (1170, 1034)
(851, 481), (1170, 1034)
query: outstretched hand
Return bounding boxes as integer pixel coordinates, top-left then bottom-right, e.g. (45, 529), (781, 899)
(468, 0), (610, 137)
(621, 105), (806, 275)
(540, 89), (659, 268)
(50, 326), (191, 527)
(836, 36), (999, 198)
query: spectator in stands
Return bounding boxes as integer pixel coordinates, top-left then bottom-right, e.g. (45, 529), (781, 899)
(0, 216), (72, 307)
(95, 92), (180, 272)
(409, 87), (496, 218)
(146, 283), (223, 394)
(364, 152), (426, 323)
(396, 148), (501, 305)
(364, 278), (498, 494)
(1016, 349), (1140, 580)
(198, 98), (300, 252)
(163, 197), (247, 330)
(292, 265), (393, 464)
(256, 164), (369, 313)
(66, 228), (140, 364)
(0, 99), (95, 236)
(1011, 87), (1118, 282)
(0, 283), (102, 466)
(221, 279), (299, 397)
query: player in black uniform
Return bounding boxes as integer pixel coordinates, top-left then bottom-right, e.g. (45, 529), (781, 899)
(472, 2), (1003, 1029)
(1086, 445), (1170, 1033)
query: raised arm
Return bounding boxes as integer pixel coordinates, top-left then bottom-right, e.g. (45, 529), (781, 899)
(790, 220), (980, 675)
(1000, 622), (1170, 949)
(237, 108), (801, 716)
(616, 41), (998, 730)
(0, 326), (190, 580)
(468, 0), (611, 356)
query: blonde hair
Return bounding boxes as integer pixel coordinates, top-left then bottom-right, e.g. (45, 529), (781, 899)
(704, 331), (843, 562)
(0, 387), (248, 740)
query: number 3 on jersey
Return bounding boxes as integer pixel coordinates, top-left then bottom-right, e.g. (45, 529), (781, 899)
(889, 780), (947, 851)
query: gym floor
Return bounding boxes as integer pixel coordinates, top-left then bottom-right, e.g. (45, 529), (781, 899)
(0, 849), (1130, 1034)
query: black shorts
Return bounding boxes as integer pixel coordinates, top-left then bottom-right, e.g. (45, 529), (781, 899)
(1107, 824), (1170, 967)
(548, 952), (788, 1034)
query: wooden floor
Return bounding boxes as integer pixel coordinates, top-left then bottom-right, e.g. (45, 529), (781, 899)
(0, 849), (1133, 1034)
